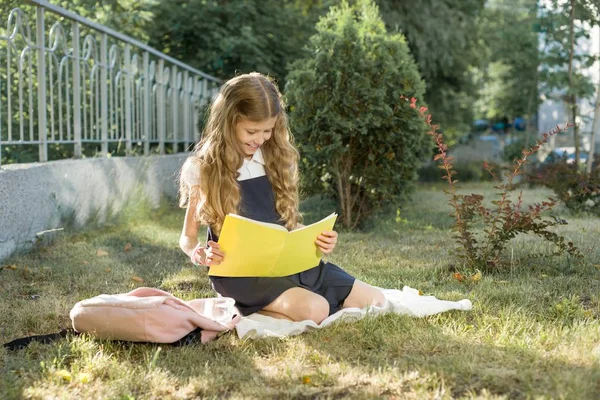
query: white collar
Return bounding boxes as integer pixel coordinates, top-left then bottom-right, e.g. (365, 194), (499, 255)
(245, 147), (265, 165)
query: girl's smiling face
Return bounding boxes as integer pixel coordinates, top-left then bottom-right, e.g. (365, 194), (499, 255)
(235, 117), (276, 159)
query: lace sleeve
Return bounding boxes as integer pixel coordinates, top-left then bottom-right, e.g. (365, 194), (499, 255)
(181, 158), (201, 187)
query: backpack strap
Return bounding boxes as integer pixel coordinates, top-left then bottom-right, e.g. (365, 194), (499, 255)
(3, 329), (76, 351)
(3, 327), (205, 351)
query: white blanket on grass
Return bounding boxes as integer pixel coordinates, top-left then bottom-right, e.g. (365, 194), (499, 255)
(235, 286), (473, 339)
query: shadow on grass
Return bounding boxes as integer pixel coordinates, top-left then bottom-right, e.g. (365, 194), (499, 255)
(296, 313), (600, 398)
(1, 335), (267, 399)
(3, 309), (598, 399)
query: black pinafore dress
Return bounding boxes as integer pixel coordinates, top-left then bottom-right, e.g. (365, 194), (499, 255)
(208, 175), (356, 316)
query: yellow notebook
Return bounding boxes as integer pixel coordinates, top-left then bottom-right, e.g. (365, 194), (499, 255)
(208, 213), (338, 277)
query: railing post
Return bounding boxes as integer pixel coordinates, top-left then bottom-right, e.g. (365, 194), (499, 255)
(0, 81), (3, 167)
(72, 21), (82, 158)
(182, 70), (190, 152)
(157, 58), (165, 155)
(124, 44), (132, 155)
(171, 66), (178, 154)
(143, 51), (150, 155)
(100, 33), (108, 156)
(199, 78), (208, 144)
(191, 78), (202, 149)
(36, 6), (48, 162)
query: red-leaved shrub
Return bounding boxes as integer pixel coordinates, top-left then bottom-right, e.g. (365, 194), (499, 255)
(402, 96), (583, 271)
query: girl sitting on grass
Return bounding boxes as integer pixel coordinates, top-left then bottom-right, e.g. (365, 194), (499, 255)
(179, 72), (385, 324)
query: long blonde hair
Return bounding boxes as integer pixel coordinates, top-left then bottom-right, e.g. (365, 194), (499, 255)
(179, 72), (301, 235)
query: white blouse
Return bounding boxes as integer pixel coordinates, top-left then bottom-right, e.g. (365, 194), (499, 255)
(181, 148), (267, 187)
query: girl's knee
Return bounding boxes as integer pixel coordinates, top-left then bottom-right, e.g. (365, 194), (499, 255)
(268, 289), (330, 324)
(296, 297), (329, 324)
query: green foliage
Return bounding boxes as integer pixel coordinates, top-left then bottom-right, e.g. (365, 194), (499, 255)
(537, 0), (599, 178)
(285, 0), (429, 229)
(146, 0), (329, 85)
(538, 0), (598, 101)
(61, 0), (156, 41)
(377, 0), (486, 138)
(0, 0), (154, 41)
(474, 0), (540, 122)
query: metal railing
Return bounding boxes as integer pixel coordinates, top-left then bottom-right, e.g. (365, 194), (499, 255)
(0, 0), (220, 166)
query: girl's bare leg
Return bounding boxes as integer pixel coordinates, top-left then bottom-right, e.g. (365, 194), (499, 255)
(342, 280), (386, 309)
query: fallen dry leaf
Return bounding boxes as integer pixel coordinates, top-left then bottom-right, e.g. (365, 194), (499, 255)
(83, 261), (90, 265)
(452, 272), (465, 282)
(2, 264), (17, 271)
(96, 249), (109, 257)
(124, 243), (133, 252)
(105, 268), (112, 273)
(131, 275), (144, 283)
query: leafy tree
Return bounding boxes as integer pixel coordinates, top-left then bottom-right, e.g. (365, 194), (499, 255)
(474, 0), (539, 126)
(376, 0), (486, 141)
(0, 0), (154, 41)
(539, 0), (599, 164)
(286, 0), (429, 229)
(147, 0), (329, 86)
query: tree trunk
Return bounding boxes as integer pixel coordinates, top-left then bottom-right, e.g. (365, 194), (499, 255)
(336, 164), (347, 229)
(525, 85), (535, 147)
(568, 0), (580, 165)
(336, 154), (353, 229)
(588, 33), (600, 174)
(588, 92), (600, 174)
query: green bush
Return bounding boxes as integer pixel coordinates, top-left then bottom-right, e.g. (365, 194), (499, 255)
(285, 0), (429, 229)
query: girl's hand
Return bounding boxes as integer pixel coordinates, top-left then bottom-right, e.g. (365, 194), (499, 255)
(192, 241), (225, 266)
(204, 241), (225, 266)
(316, 230), (338, 254)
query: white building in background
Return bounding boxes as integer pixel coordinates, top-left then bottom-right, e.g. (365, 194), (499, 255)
(537, 3), (600, 151)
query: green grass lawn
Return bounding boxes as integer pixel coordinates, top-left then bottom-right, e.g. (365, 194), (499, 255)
(1, 183), (599, 399)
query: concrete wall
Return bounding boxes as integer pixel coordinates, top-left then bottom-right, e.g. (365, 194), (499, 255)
(0, 154), (187, 262)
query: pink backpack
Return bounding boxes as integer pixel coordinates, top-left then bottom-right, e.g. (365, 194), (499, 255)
(70, 287), (241, 344)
